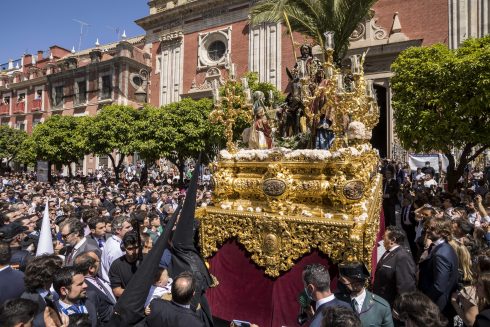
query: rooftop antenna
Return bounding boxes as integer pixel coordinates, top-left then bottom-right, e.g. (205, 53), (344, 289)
(107, 25), (121, 41)
(73, 19), (91, 53)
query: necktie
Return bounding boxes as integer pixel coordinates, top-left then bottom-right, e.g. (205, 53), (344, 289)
(66, 248), (76, 265)
(98, 238), (104, 249)
(351, 298), (359, 314)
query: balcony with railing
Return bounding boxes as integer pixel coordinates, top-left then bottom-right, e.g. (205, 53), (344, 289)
(0, 103), (9, 115)
(13, 101), (26, 114)
(32, 98), (42, 111)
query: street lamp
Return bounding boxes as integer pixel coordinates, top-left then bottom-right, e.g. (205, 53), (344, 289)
(135, 68), (149, 103)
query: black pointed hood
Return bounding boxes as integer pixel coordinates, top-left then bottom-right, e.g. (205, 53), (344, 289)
(172, 155), (201, 249)
(170, 154), (213, 289)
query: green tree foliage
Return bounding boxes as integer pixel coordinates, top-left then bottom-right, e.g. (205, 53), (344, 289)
(160, 98), (218, 183)
(31, 115), (88, 175)
(85, 105), (140, 182)
(0, 126), (28, 169)
(392, 35), (490, 190)
(16, 136), (37, 168)
(250, 0), (378, 62)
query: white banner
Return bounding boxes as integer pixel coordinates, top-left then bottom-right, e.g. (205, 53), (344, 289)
(408, 154), (448, 173)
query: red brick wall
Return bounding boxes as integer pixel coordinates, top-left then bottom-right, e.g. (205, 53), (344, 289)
(373, 0), (448, 45)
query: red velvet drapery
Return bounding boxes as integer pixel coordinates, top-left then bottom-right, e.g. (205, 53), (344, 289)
(206, 210), (385, 326)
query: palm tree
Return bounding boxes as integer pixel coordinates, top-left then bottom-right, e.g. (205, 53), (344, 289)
(250, 0), (378, 63)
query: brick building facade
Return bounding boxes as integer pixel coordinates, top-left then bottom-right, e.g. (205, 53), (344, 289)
(0, 0), (460, 171)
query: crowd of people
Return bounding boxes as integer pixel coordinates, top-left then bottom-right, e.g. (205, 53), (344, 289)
(0, 163), (216, 327)
(1, 158), (490, 327)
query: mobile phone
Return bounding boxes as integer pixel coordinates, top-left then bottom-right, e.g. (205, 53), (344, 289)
(232, 320), (251, 327)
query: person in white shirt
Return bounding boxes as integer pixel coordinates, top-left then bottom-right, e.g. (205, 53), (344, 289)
(423, 173), (438, 189)
(100, 216), (133, 281)
(414, 168), (425, 181)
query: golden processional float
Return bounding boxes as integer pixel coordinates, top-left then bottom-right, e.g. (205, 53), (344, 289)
(198, 32), (382, 277)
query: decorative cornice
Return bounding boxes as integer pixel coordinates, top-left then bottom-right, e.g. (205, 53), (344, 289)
(135, 0), (250, 31)
(160, 31), (184, 42)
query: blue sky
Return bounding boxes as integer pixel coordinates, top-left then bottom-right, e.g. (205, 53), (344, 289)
(0, 0), (148, 64)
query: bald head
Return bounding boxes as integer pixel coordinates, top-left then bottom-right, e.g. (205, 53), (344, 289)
(171, 271), (195, 305)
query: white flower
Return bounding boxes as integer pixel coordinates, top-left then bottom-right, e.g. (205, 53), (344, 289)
(324, 213), (333, 219)
(220, 149), (232, 160)
(247, 207), (254, 212)
(236, 205), (244, 211)
(347, 121), (366, 140)
(285, 149), (332, 161)
(255, 207), (262, 212)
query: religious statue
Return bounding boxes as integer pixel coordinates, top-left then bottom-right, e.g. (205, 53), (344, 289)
(294, 44), (314, 79)
(247, 91), (272, 149)
(314, 115), (335, 149)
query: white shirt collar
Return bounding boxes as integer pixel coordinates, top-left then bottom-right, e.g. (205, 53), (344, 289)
(315, 293), (336, 310)
(434, 238), (445, 246)
(350, 289), (367, 313)
(387, 245), (400, 252)
(0, 265), (11, 272)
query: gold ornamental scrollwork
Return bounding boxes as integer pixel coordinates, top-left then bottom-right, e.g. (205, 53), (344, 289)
(197, 175), (381, 278)
(262, 179), (287, 197)
(343, 180), (365, 200)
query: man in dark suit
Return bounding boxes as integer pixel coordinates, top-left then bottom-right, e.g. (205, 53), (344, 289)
(383, 170), (399, 227)
(75, 251), (116, 325)
(53, 266), (99, 327)
(60, 218), (101, 266)
(0, 243), (25, 306)
(87, 217), (111, 250)
(302, 264), (352, 327)
(146, 271), (204, 327)
(373, 226), (416, 307)
(418, 217), (459, 320)
(400, 198), (417, 257)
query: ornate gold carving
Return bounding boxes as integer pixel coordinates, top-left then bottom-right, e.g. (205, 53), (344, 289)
(343, 180), (365, 200)
(262, 179), (287, 197)
(200, 33), (382, 277)
(198, 173), (382, 277)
